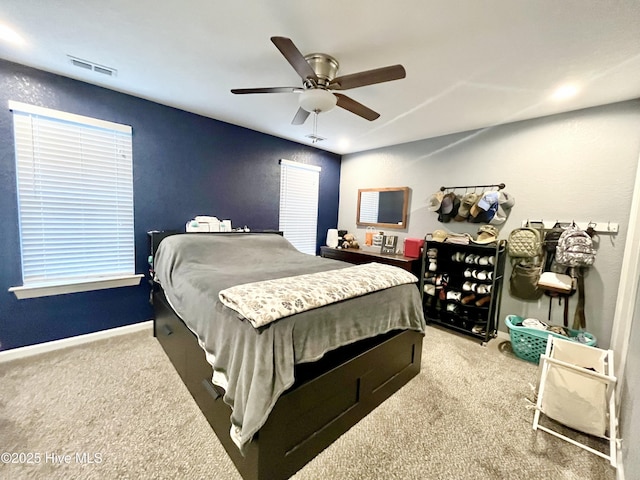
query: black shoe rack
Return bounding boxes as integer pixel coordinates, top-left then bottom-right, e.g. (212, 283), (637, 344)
(419, 238), (507, 344)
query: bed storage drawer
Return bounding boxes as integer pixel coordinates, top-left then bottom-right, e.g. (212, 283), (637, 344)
(153, 287), (423, 480)
(259, 329), (423, 479)
(154, 292), (189, 380)
(153, 291), (261, 478)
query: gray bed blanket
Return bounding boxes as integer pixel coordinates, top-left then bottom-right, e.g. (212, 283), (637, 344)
(154, 233), (425, 452)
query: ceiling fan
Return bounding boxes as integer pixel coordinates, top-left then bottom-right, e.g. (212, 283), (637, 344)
(231, 36), (406, 125)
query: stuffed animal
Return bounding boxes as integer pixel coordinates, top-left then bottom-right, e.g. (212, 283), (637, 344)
(341, 233), (360, 249)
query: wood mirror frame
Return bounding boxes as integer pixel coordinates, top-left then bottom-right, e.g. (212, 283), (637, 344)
(356, 187), (409, 230)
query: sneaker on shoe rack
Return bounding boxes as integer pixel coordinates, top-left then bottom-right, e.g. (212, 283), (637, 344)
(446, 291), (462, 301)
(465, 254), (478, 264)
(474, 270), (490, 281)
(472, 324), (487, 335)
(461, 294), (476, 305)
(451, 252), (465, 262)
(474, 295), (492, 307)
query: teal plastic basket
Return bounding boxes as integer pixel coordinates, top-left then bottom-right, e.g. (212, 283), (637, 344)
(505, 315), (597, 364)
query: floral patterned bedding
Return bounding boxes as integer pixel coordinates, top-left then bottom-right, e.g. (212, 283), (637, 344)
(219, 262), (418, 328)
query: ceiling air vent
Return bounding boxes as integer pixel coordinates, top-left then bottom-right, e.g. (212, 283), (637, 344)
(68, 55), (117, 77)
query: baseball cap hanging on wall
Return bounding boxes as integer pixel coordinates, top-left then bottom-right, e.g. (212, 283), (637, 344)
(490, 191), (516, 225)
(469, 191), (499, 223)
(437, 192), (460, 223)
(427, 192), (444, 212)
(430, 184), (513, 224)
(455, 193), (478, 221)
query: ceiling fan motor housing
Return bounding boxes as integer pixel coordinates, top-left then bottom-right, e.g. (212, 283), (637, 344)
(304, 53), (339, 86)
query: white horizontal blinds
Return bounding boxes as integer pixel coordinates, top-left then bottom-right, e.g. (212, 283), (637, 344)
(359, 191), (379, 223)
(11, 102), (134, 285)
(278, 159), (321, 255)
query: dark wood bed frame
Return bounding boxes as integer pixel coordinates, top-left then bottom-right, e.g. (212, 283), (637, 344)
(151, 232), (424, 480)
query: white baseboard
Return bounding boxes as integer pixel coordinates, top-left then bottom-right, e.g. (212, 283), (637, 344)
(0, 320), (153, 363)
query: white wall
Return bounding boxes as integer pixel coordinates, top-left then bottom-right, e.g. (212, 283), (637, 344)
(339, 99), (640, 348)
(619, 282), (640, 475)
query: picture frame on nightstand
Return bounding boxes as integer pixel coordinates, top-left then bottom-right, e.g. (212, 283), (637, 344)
(381, 235), (398, 254)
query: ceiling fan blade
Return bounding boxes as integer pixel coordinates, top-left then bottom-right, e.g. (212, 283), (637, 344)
(271, 36), (318, 82)
(329, 65), (406, 90)
(231, 87), (302, 94)
(291, 107), (311, 125)
(334, 93), (380, 121)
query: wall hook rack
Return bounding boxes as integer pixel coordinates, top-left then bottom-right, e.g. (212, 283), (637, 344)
(521, 220), (619, 234)
(440, 183), (505, 192)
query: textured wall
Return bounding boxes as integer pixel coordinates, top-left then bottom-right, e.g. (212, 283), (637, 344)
(339, 100), (640, 348)
(0, 59), (340, 350)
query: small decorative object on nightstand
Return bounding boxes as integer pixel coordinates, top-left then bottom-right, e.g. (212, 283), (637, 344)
(372, 231), (384, 247)
(381, 235), (398, 254)
(326, 229), (339, 248)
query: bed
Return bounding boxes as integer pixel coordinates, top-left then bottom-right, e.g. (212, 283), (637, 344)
(151, 232), (425, 480)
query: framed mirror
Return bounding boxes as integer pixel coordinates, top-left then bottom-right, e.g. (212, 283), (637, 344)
(356, 187), (409, 229)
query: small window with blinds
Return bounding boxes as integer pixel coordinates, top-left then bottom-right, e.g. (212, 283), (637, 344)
(9, 101), (137, 296)
(278, 159), (321, 255)
(358, 191), (380, 223)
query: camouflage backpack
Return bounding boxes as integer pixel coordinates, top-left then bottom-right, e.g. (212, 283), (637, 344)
(555, 225), (596, 268)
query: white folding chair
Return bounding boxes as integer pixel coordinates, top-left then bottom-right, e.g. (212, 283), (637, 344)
(532, 336), (618, 467)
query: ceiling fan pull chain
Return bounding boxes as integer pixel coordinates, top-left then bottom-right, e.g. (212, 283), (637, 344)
(312, 112), (319, 143)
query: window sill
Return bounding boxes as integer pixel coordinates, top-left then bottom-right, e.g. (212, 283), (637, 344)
(9, 274), (144, 299)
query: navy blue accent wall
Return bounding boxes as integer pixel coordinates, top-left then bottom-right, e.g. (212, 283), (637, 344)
(0, 59), (341, 351)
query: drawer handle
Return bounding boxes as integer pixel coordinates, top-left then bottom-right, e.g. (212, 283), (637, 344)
(202, 379), (224, 400)
(162, 324), (173, 336)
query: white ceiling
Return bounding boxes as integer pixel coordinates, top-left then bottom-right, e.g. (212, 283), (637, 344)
(1, 1), (639, 155)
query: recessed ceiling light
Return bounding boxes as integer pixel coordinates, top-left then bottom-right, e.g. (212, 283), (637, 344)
(551, 84), (579, 101)
(337, 138), (350, 151)
(0, 23), (25, 45)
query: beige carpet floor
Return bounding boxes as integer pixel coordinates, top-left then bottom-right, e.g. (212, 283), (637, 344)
(0, 324), (616, 480)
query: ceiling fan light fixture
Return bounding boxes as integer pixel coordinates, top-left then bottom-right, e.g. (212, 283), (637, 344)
(299, 89), (337, 113)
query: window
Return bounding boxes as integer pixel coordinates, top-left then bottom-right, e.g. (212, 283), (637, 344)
(278, 159), (321, 255)
(8, 101), (142, 299)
